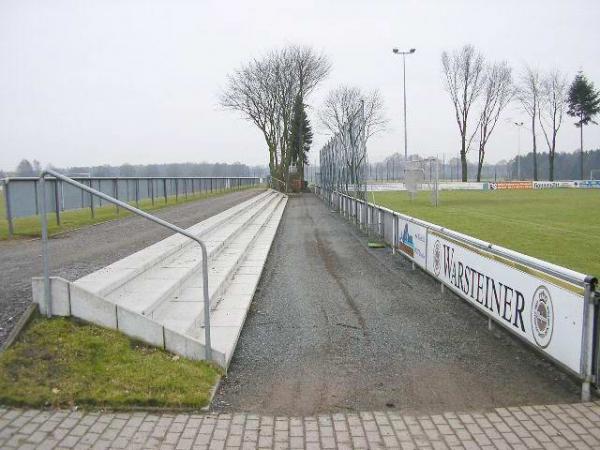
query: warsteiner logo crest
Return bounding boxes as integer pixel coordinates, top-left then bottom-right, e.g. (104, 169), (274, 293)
(531, 286), (553, 348)
(433, 240), (441, 276)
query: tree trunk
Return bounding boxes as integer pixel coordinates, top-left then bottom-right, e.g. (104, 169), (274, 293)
(476, 142), (484, 182)
(549, 132), (556, 181)
(531, 114), (538, 181)
(580, 118), (584, 180)
(460, 134), (468, 182)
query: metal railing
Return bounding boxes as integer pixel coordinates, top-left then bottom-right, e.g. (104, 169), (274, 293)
(269, 176), (287, 192)
(315, 185), (599, 401)
(39, 169), (212, 360)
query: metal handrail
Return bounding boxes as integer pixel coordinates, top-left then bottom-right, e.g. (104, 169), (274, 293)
(38, 168), (212, 360)
(270, 176), (287, 192)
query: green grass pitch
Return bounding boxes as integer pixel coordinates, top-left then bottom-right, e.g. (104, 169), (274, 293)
(372, 189), (600, 278)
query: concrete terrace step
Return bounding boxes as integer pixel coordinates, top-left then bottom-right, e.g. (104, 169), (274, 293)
(72, 190), (273, 298)
(32, 189), (287, 369)
(189, 195), (287, 367)
(149, 194), (284, 333)
(100, 191), (277, 314)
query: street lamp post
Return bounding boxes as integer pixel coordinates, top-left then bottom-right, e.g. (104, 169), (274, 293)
(514, 121), (524, 180)
(392, 47), (416, 160)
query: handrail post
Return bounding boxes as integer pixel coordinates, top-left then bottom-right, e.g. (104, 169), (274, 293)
(200, 245), (212, 357)
(39, 176), (52, 317)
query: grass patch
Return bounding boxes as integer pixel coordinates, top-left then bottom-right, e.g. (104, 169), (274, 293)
(372, 188), (600, 277)
(0, 315), (221, 409)
(0, 185), (263, 240)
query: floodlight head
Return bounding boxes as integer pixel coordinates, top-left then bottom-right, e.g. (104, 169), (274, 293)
(393, 48), (399, 54)
(410, 48), (416, 53)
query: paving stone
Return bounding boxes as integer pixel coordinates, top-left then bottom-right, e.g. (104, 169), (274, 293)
(0, 401), (599, 449)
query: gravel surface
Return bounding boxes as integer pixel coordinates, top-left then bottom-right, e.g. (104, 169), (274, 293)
(213, 193), (580, 416)
(0, 189), (263, 345)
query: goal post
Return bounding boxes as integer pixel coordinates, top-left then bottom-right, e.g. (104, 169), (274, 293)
(403, 157), (440, 206)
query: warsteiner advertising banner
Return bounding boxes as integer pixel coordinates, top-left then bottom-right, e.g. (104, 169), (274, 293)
(396, 218), (427, 268)
(427, 231), (585, 374)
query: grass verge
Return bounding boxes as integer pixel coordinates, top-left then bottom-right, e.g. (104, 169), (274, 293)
(0, 315), (221, 409)
(0, 185), (263, 240)
(372, 188), (600, 277)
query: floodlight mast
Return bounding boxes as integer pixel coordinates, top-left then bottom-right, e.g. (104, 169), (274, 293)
(392, 47), (416, 160)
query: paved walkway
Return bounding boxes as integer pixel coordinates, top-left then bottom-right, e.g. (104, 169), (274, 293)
(1, 401), (600, 449)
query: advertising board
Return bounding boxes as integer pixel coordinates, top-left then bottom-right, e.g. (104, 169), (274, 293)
(533, 181), (575, 189)
(573, 180), (600, 189)
(489, 181), (533, 190)
(427, 231), (585, 375)
(396, 217), (427, 268)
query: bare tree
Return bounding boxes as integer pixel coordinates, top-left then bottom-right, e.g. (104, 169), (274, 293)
(538, 70), (568, 181)
(320, 86), (386, 140)
(475, 62), (514, 181)
(441, 45), (485, 181)
(517, 67), (541, 180)
(221, 45), (330, 185)
(319, 86), (386, 191)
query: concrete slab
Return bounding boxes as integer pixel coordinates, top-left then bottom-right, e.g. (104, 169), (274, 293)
(31, 276), (71, 317)
(69, 284), (118, 330)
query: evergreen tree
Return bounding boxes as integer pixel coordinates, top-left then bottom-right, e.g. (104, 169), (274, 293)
(288, 94), (313, 181)
(567, 71), (600, 179)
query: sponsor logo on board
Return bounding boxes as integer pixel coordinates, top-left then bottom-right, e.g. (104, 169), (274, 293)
(398, 223), (415, 258)
(433, 240), (441, 276)
(437, 241), (526, 333)
(489, 181), (533, 190)
(531, 286), (553, 348)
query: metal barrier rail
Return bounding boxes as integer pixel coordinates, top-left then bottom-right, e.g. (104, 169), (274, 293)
(314, 186), (599, 401)
(38, 169), (212, 360)
(2, 175), (262, 236)
(269, 177), (287, 192)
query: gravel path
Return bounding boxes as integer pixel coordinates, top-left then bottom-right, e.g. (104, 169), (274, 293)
(213, 193), (580, 416)
(0, 189), (263, 345)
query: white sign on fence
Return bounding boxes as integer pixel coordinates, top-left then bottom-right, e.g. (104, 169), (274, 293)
(426, 231), (585, 374)
(396, 218), (427, 268)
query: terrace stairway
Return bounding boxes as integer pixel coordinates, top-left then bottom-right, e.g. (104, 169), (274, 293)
(33, 189), (287, 369)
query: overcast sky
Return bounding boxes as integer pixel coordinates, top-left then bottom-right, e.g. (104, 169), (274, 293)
(1, 0), (599, 171)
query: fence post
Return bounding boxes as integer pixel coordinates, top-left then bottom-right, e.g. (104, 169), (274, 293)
(581, 278), (597, 401)
(113, 179), (119, 215)
(89, 180), (95, 218)
(135, 179), (140, 207)
(163, 178), (168, 204)
(175, 179), (178, 203)
(4, 180), (14, 237)
(53, 179), (61, 226)
(150, 179), (155, 206)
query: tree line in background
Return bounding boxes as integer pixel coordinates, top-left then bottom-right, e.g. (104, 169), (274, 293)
(4, 159), (269, 178)
(359, 147), (600, 183)
(442, 44), (600, 182)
